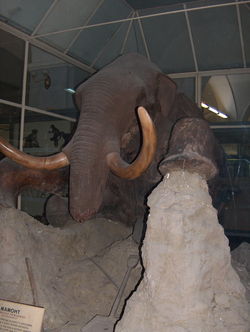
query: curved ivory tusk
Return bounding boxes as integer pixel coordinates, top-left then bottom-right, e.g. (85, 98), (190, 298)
(106, 106), (157, 179)
(0, 137), (69, 170)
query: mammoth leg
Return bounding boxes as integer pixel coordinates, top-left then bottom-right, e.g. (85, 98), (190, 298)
(0, 158), (68, 208)
(159, 117), (221, 180)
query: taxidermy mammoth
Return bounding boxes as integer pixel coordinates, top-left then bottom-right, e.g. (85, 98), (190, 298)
(0, 53), (218, 226)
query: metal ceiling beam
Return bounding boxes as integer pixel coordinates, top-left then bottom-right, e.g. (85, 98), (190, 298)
(136, 11), (151, 60)
(19, 41), (29, 152)
(32, 0), (250, 39)
(24, 106), (76, 122)
(236, 0), (247, 68)
(19, 41), (29, 151)
(184, 4), (198, 72)
(31, 0), (59, 36)
(0, 98), (76, 122)
(91, 11), (134, 67)
(0, 21), (96, 74)
(64, 0), (106, 54)
(120, 12), (135, 53)
(122, 0), (134, 12)
(226, 74), (239, 119)
(169, 67), (250, 79)
(195, 75), (201, 105)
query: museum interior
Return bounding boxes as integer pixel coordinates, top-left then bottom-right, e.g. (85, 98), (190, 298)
(0, 0), (249, 331)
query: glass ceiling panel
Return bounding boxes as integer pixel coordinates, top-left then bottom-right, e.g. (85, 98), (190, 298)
(69, 23), (122, 67)
(240, 3), (250, 67)
(185, 0), (235, 9)
(189, 5), (243, 70)
(93, 21), (131, 69)
(0, 0), (53, 33)
(89, 0), (132, 25)
(126, 0), (202, 10)
(123, 21), (148, 57)
(138, 3), (182, 16)
(36, 0), (101, 35)
(141, 13), (195, 73)
(40, 30), (81, 53)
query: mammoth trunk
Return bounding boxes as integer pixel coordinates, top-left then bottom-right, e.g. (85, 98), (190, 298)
(68, 108), (113, 222)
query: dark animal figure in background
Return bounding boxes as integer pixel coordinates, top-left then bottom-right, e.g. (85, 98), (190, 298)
(24, 129), (40, 148)
(49, 124), (71, 147)
(49, 125), (61, 147)
(0, 53), (221, 229)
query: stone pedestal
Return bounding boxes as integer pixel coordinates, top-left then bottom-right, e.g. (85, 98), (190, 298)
(115, 171), (249, 332)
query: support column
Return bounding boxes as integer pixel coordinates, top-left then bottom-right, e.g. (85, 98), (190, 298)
(115, 118), (249, 332)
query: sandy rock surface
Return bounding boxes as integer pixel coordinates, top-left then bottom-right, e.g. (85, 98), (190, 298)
(231, 242), (250, 304)
(0, 207), (141, 331)
(0, 173), (249, 332)
(116, 171), (250, 332)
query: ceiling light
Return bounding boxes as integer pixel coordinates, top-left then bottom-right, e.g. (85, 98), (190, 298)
(64, 88), (76, 94)
(201, 102), (209, 109)
(201, 102), (228, 119)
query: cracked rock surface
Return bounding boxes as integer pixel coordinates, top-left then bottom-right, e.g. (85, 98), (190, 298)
(116, 171), (250, 332)
(231, 242), (250, 305)
(0, 208), (141, 331)
(0, 171), (249, 332)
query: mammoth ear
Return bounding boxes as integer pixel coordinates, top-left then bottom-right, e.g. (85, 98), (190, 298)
(157, 74), (177, 116)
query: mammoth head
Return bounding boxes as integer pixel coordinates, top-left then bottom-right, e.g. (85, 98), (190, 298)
(0, 53), (181, 223)
(0, 107), (156, 222)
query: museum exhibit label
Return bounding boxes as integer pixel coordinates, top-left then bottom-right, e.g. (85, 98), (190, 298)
(0, 299), (44, 332)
